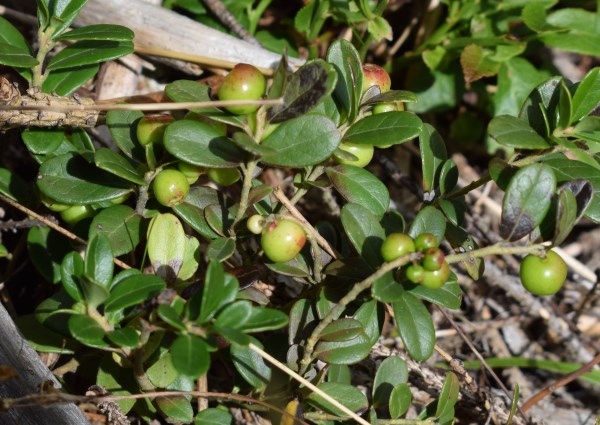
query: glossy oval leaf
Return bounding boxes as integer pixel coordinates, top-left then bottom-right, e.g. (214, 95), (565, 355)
(170, 334), (210, 377)
(164, 119), (246, 167)
(0, 43), (38, 67)
(393, 292), (435, 361)
(156, 396), (193, 424)
(231, 339), (271, 389)
(84, 233), (114, 289)
(501, 163), (557, 241)
(488, 115), (551, 149)
(328, 165), (390, 217)
(314, 328), (372, 365)
(37, 153), (133, 204)
(94, 148), (145, 185)
(89, 205), (143, 257)
(419, 123), (447, 192)
(261, 115), (340, 167)
(372, 272), (405, 303)
(68, 314), (105, 346)
(214, 300), (252, 330)
(326, 39), (363, 123)
(147, 213), (187, 282)
(389, 383), (412, 418)
(47, 40), (134, 70)
(195, 261), (239, 324)
(106, 109), (145, 161)
(42, 64), (100, 96)
(319, 318), (364, 342)
(195, 408), (233, 425)
(340, 203), (385, 268)
(306, 382), (368, 417)
(343, 111), (422, 147)
(55, 25), (134, 42)
(206, 237), (236, 262)
(373, 356), (409, 407)
(436, 372), (460, 419)
(408, 206), (446, 243)
(238, 307), (289, 333)
(104, 274), (166, 312)
(571, 68), (600, 123)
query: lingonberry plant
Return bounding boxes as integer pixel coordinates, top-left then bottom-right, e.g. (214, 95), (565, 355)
(0, 1), (598, 424)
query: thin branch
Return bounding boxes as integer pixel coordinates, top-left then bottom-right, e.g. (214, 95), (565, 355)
(445, 243), (546, 264)
(248, 343), (371, 425)
(0, 194), (131, 270)
(202, 0), (261, 46)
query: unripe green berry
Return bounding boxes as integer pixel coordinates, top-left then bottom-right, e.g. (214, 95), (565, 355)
(153, 169), (190, 207)
(372, 102), (403, 114)
(519, 250), (567, 296)
(421, 261), (450, 289)
(422, 247), (445, 272)
(335, 143), (374, 168)
(381, 233), (416, 262)
(217, 63), (266, 115)
(60, 204), (95, 225)
(414, 233), (438, 252)
(247, 214), (265, 235)
(261, 219), (307, 263)
(405, 264), (425, 284)
(136, 114), (174, 146)
(177, 162), (205, 184)
(207, 168), (240, 186)
(362, 64), (391, 94)
(40, 193), (70, 212)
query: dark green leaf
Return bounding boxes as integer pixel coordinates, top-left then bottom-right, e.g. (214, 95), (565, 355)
(327, 364), (351, 384)
(438, 198), (466, 227)
(60, 251), (84, 302)
(0, 43), (37, 67)
(106, 109), (145, 160)
(373, 356), (408, 407)
(21, 128), (65, 157)
(261, 115), (340, 167)
(407, 275), (462, 309)
(55, 25), (134, 42)
(195, 408), (233, 425)
(393, 292), (435, 361)
(556, 79), (572, 130)
(306, 382), (368, 417)
(551, 188), (578, 245)
(156, 396), (194, 423)
(27, 226), (70, 284)
(89, 205), (143, 257)
(204, 203), (236, 236)
(195, 261), (239, 324)
(362, 89), (418, 106)
(314, 328), (372, 365)
(343, 111), (422, 147)
(50, 0), (91, 36)
(0, 167), (36, 206)
(327, 39), (363, 123)
(372, 272), (405, 302)
(519, 77), (562, 136)
(147, 351), (178, 388)
(436, 372), (460, 419)
(419, 124), (447, 192)
(215, 300), (252, 330)
(501, 163), (557, 241)
(489, 157), (518, 191)
(353, 299), (381, 345)
(94, 148), (145, 185)
(147, 213), (186, 282)
(104, 274), (165, 312)
(0, 16), (29, 52)
(319, 318), (364, 342)
(324, 258), (372, 280)
(206, 237), (236, 262)
(42, 64), (99, 96)
(170, 334), (210, 377)
(164, 119), (245, 167)
(238, 307), (289, 333)
(230, 339), (270, 389)
(37, 153), (133, 204)
(268, 60), (337, 123)
(571, 68), (600, 123)
(328, 165), (389, 217)
(107, 327), (140, 348)
(340, 203), (385, 268)
(47, 40), (134, 70)
(389, 383), (412, 418)
(68, 314), (105, 346)
(488, 115), (551, 149)
(157, 304), (186, 331)
(265, 253), (312, 277)
(408, 206), (446, 243)
(15, 314), (75, 354)
(231, 132), (274, 156)
(439, 159), (458, 195)
(84, 234), (113, 288)
(173, 187), (223, 240)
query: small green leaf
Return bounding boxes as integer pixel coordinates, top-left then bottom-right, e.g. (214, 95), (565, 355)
(407, 277), (462, 310)
(306, 382), (368, 417)
(571, 68), (600, 123)
(556, 79), (572, 130)
(107, 327), (139, 348)
(60, 251), (84, 302)
(0, 16), (30, 52)
(104, 274), (165, 312)
(15, 315), (75, 354)
(206, 237), (236, 262)
(84, 234), (113, 288)
(68, 314), (105, 346)
(261, 115), (340, 167)
(170, 334), (210, 378)
(327, 40), (363, 123)
(488, 115), (551, 149)
(147, 351), (178, 388)
(550, 188), (577, 246)
(42, 64), (100, 96)
(519, 76), (562, 136)
(106, 109), (145, 161)
(419, 124), (447, 192)
(501, 163), (557, 241)
(362, 90), (418, 106)
(327, 364), (351, 384)
(439, 159), (459, 195)
(164, 119), (245, 168)
(55, 25), (134, 42)
(215, 301), (252, 330)
(373, 356), (409, 407)
(393, 292), (435, 361)
(367, 15), (393, 41)
(238, 307), (289, 333)
(408, 206), (446, 243)
(0, 167), (36, 206)
(389, 383), (412, 418)
(265, 253), (312, 277)
(37, 153), (133, 204)
(372, 272), (405, 302)
(0, 43), (38, 67)
(353, 299), (381, 345)
(157, 304), (186, 331)
(328, 165), (390, 218)
(47, 40), (134, 70)
(195, 408), (233, 425)
(147, 213), (187, 282)
(314, 328), (372, 365)
(89, 205), (143, 257)
(231, 338), (271, 388)
(436, 372), (460, 419)
(21, 128), (66, 157)
(156, 396), (194, 424)
(343, 112), (422, 147)
(319, 318), (364, 342)
(340, 203), (386, 268)
(268, 60), (337, 123)
(194, 261), (239, 324)
(27, 226), (70, 284)
(94, 148), (145, 185)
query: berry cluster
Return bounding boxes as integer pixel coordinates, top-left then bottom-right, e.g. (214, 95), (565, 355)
(247, 215), (307, 263)
(381, 232), (450, 289)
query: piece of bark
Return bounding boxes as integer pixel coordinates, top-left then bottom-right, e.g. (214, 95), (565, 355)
(75, 0), (304, 72)
(0, 302), (90, 425)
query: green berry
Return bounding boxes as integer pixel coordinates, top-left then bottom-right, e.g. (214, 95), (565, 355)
(60, 204), (95, 225)
(414, 233), (438, 252)
(405, 264), (425, 284)
(372, 102), (404, 114)
(217, 63), (266, 115)
(335, 143), (374, 168)
(40, 193), (70, 212)
(207, 168), (240, 186)
(381, 233), (416, 262)
(136, 114), (174, 146)
(422, 247), (445, 272)
(421, 261), (451, 289)
(247, 214), (265, 235)
(519, 250), (567, 296)
(153, 169), (190, 207)
(177, 162), (205, 184)
(362, 64), (391, 94)
(261, 219), (307, 263)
